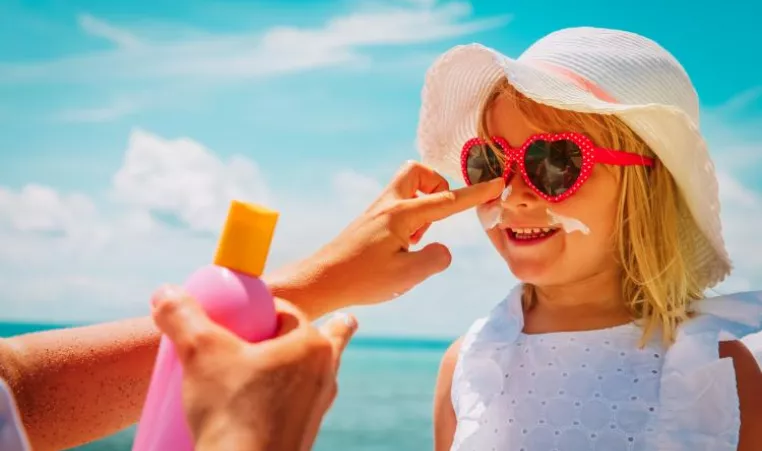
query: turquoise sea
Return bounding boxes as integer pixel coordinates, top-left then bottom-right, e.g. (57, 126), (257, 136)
(0, 321), (449, 451)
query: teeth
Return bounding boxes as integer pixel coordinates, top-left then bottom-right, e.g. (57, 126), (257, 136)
(510, 227), (556, 238)
(512, 227), (544, 234)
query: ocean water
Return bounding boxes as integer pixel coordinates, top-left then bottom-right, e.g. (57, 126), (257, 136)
(0, 322), (449, 451)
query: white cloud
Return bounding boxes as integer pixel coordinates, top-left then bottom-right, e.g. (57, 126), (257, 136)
(0, 2), (510, 85)
(702, 89), (762, 180)
(78, 13), (144, 50)
(700, 89), (762, 294)
(0, 130), (277, 322)
(711, 86), (761, 117)
(714, 171), (762, 294)
(0, 185), (97, 235)
(54, 97), (143, 123)
(5, 1), (511, 127)
(259, 2), (509, 51)
(331, 169), (384, 210)
(111, 128), (270, 233)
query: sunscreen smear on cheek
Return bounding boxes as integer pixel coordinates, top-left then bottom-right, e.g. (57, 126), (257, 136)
(477, 185), (513, 231)
(546, 208), (591, 235)
(477, 202), (503, 230)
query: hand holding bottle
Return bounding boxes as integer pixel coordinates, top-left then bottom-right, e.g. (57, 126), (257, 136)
(151, 286), (358, 451)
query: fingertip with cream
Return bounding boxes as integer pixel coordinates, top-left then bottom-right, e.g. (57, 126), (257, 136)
(333, 312), (358, 330)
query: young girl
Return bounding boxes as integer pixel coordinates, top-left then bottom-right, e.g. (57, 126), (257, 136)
(417, 27), (762, 450)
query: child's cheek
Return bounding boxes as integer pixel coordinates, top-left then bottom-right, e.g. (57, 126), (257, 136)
(476, 200), (504, 231)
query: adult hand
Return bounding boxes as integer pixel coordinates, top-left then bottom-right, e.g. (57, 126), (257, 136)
(266, 161), (504, 318)
(150, 286), (357, 451)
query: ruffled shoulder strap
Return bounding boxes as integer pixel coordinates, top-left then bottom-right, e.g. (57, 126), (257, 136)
(449, 285), (524, 449)
(652, 290), (762, 450)
(691, 290), (762, 339)
(457, 284), (525, 353)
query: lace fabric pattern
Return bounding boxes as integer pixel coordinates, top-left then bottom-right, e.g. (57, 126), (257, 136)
(450, 286), (762, 451)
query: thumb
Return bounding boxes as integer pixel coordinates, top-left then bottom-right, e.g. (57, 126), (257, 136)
(319, 312), (359, 369)
(151, 285), (240, 366)
(402, 242), (453, 279)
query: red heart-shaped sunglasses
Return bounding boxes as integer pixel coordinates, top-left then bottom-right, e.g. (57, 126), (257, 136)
(461, 132), (655, 202)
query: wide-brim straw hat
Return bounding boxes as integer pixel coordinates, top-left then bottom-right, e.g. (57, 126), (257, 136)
(416, 27), (731, 289)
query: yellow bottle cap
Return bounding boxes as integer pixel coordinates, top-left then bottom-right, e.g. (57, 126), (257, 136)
(213, 200), (279, 277)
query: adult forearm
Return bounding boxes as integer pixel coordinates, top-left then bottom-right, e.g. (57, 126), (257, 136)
(0, 316), (160, 451)
(264, 262), (342, 320)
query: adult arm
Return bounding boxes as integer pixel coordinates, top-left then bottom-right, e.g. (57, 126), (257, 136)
(0, 317), (158, 451)
(718, 340), (762, 451)
(433, 338), (461, 451)
(0, 277), (334, 451)
(0, 163), (503, 450)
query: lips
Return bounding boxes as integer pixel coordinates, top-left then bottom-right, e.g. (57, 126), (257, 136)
(505, 227), (559, 243)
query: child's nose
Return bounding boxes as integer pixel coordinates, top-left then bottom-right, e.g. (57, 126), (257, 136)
(501, 165), (541, 210)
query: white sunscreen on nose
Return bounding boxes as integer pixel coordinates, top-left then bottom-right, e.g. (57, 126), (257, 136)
(500, 185), (512, 201)
(546, 208), (591, 235)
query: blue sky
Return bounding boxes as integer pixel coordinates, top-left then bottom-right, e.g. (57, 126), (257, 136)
(0, 0), (760, 338)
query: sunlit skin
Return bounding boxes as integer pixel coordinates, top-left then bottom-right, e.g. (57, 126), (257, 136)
(476, 94), (632, 333)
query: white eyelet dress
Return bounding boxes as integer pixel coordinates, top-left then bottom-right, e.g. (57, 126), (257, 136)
(450, 285), (762, 451)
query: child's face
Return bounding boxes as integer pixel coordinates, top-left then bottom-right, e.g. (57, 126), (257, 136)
(480, 95), (621, 287)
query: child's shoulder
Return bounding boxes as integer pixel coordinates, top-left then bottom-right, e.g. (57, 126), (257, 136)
(434, 337), (465, 449)
(438, 337), (463, 377)
(434, 337), (463, 418)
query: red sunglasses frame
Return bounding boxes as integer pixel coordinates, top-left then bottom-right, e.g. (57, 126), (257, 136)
(460, 131), (655, 203)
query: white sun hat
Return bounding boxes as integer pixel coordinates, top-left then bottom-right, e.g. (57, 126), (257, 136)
(416, 26), (731, 289)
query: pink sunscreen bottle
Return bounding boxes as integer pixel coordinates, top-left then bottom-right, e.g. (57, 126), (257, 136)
(132, 200), (280, 451)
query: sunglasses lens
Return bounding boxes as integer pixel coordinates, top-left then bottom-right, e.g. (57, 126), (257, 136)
(524, 139), (582, 197)
(465, 142), (504, 185)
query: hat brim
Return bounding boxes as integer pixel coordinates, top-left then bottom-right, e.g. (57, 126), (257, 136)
(416, 44), (731, 288)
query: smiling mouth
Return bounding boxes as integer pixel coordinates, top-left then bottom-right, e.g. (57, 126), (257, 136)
(505, 227), (560, 242)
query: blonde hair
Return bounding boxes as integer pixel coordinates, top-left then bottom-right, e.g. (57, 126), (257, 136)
(479, 79), (705, 346)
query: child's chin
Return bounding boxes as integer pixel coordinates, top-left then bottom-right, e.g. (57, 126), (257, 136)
(505, 259), (556, 285)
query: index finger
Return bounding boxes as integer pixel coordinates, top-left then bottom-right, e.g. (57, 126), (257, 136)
(403, 177), (504, 225)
